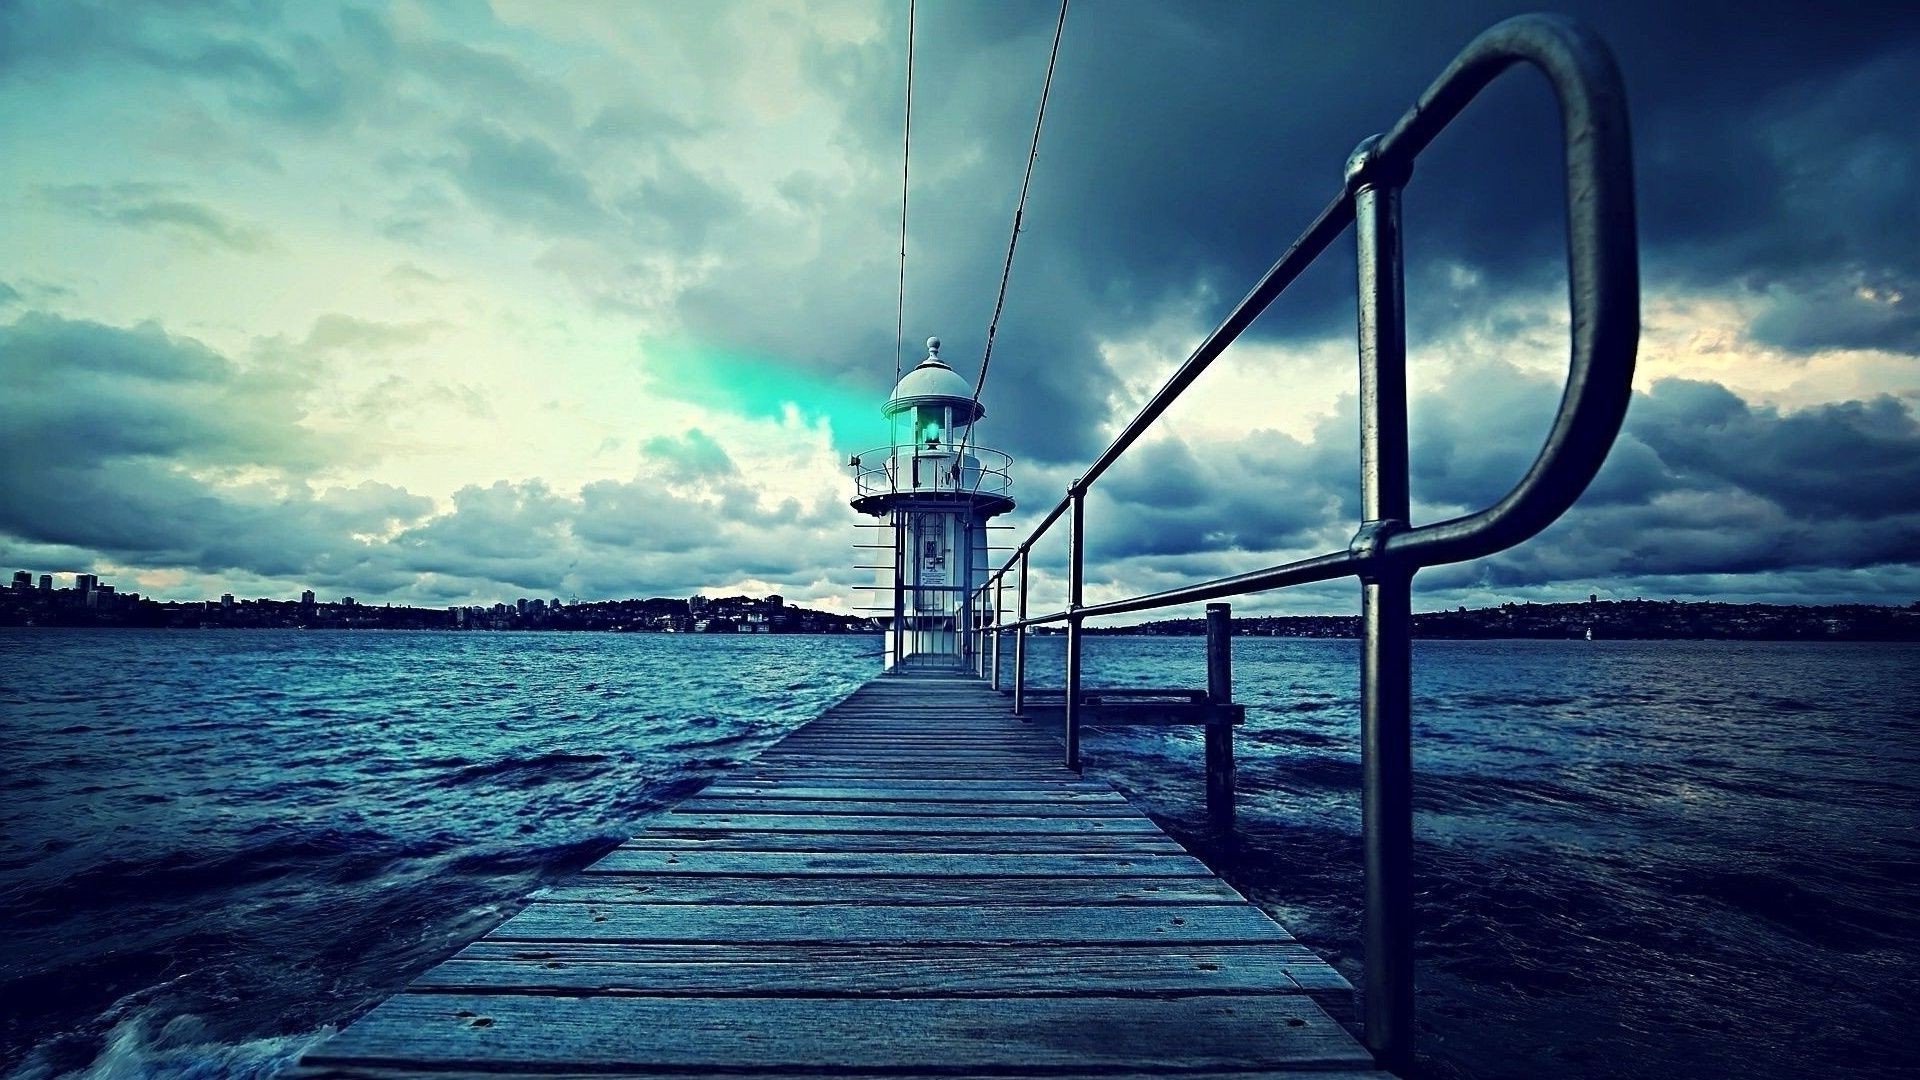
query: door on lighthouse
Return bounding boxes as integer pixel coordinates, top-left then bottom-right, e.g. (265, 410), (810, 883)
(911, 513), (956, 657)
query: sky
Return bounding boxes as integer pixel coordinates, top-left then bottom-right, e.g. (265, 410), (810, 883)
(1, 0), (1916, 619)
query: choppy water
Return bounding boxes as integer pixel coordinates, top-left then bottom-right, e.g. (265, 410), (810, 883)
(2, 631), (1916, 1079)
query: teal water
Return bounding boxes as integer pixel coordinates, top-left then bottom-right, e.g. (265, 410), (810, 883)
(1, 631), (1915, 1079)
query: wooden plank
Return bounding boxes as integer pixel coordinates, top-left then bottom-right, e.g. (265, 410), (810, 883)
(676, 797), (1135, 817)
(618, 832), (1184, 853)
(299, 993), (1371, 1072)
(697, 782), (1121, 800)
(538, 874), (1244, 905)
(585, 850), (1214, 877)
(716, 776), (1106, 790)
(415, 941), (1343, 996)
(295, 1060), (1382, 1068)
(652, 813), (1161, 834)
(485, 902), (1296, 944)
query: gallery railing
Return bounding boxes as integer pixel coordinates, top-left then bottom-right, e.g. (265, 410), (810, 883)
(964, 14), (1638, 1072)
(850, 443), (1015, 501)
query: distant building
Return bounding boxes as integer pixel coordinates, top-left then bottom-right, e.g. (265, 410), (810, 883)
(767, 594), (784, 609)
(11, 570), (29, 592)
(76, 574), (97, 596)
(689, 596), (711, 614)
(301, 590), (316, 606)
(221, 593), (235, 610)
(38, 574), (52, 592)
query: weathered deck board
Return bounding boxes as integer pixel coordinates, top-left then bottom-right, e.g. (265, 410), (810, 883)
(417, 941), (1343, 995)
(291, 660), (1374, 1078)
(539, 874), (1243, 904)
(584, 849), (1213, 876)
(484, 901), (1296, 944)
(297, 994), (1367, 1073)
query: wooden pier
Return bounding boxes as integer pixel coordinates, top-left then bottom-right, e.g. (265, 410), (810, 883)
(293, 660), (1379, 1078)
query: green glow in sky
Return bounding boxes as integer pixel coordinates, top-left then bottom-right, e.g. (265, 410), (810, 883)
(645, 342), (884, 450)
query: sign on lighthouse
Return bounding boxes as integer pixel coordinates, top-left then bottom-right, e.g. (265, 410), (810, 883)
(851, 337), (1016, 669)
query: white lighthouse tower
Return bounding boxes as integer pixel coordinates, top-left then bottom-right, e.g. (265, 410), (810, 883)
(851, 337), (1015, 669)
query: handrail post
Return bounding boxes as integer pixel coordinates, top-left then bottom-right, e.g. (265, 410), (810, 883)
(967, 588), (983, 672)
(968, 588), (977, 675)
(1013, 551), (1029, 715)
(977, 588), (989, 678)
(991, 576), (1004, 689)
(1349, 135), (1415, 1074)
(1063, 485), (1086, 770)
(1204, 603), (1235, 833)
(891, 513), (905, 668)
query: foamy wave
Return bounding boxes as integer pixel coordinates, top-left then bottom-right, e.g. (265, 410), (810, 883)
(7, 1012), (330, 1080)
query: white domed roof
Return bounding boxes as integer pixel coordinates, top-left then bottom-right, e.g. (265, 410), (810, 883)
(885, 338), (985, 423)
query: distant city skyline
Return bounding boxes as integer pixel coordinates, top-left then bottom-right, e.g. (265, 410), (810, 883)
(2, 3), (1916, 618)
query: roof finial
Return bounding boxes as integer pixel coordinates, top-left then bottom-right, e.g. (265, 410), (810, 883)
(926, 336), (941, 359)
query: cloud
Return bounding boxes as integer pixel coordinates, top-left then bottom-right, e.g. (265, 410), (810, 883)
(443, 120), (608, 233)
(303, 314), (441, 353)
(40, 182), (270, 252)
(0, 313), (329, 474)
(641, 429), (737, 480)
(0, 314), (861, 603)
(1014, 354), (1920, 613)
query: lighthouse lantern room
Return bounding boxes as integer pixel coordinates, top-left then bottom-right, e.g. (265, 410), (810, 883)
(851, 337), (1015, 669)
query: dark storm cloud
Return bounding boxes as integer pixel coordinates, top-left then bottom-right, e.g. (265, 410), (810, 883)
(1066, 354), (1920, 605)
(0, 314), (421, 576)
(609, 1), (1920, 469)
(1630, 379), (1920, 520)
(0, 313), (325, 474)
(1405, 362), (1920, 584)
(1090, 432), (1347, 560)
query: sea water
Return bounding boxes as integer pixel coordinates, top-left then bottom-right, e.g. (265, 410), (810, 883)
(1, 630), (1914, 1079)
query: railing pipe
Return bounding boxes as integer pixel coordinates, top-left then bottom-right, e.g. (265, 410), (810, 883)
(991, 576), (1004, 689)
(1204, 603), (1235, 833)
(1063, 485), (1086, 770)
(1349, 134), (1416, 1073)
(1013, 551), (1030, 715)
(977, 589), (989, 677)
(891, 514), (905, 667)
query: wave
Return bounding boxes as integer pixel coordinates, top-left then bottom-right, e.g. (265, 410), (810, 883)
(5, 1010), (328, 1080)
(436, 750), (614, 787)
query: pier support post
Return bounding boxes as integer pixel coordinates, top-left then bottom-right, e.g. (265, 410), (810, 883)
(1351, 134), (1415, 1074)
(1064, 485), (1086, 771)
(1013, 551), (1029, 716)
(1205, 603), (1236, 833)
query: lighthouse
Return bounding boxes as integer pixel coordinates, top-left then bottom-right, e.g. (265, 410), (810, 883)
(851, 337), (1015, 668)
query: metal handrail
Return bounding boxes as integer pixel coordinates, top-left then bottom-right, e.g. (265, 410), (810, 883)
(967, 14), (1637, 1072)
(851, 442), (1015, 500)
